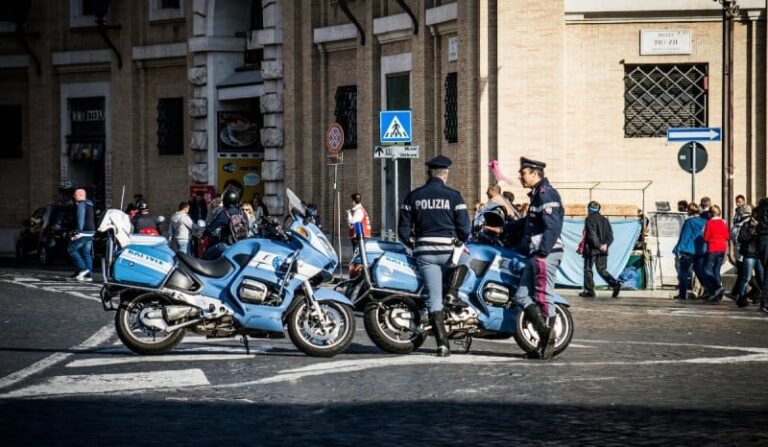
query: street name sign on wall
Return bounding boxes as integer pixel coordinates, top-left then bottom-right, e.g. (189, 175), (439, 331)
(373, 145), (420, 159)
(667, 127), (721, 142)
(379, 110), (412, 143)
(640, 30), (692, 55)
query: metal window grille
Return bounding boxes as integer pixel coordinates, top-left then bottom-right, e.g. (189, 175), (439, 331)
(335, 85), (357, 149)
(161, 0), (181, 9)
(0, 105), (22, 158)
(444, 72), (458, 143)
(157, 98), (184, 155)
(624, 64), (708, 138)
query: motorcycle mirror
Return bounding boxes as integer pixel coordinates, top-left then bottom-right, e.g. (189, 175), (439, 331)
(285, 189), (306, 218)
(197, 220), (206, 228)
(155, 216), (166, 224)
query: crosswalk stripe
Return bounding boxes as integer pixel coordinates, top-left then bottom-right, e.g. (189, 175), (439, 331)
(1, 368), (209, 398)
(0, 323), (114, 391)
(66, 353), (258, 368)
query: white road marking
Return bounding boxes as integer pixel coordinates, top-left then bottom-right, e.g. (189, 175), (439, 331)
(0, 323), (114, 391)
(0, 278), (100, 302)
(576, 306), (768, 322)
(66, 353), (257, 368)
(201, 340), (768, 391)
(12, 277), (40, 282)
(1, 369), (209, 399)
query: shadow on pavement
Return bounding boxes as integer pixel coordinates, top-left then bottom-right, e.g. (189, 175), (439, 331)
(1, 398), (766, 446)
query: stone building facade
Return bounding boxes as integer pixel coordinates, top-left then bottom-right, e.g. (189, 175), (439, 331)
(0, 0), (766, 252)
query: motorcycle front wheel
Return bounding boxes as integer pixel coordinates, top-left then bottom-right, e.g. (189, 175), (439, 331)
(513, 303), (574, 358)
(287, 299), (355, 357)
(115, 292), (186, 355)
(363, 295), (425, 354)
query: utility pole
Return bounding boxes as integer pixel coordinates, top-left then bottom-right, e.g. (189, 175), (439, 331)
(716, 0), (739, 225)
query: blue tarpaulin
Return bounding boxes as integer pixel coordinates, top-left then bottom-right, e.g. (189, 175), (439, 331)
(557, 218), (642, 288)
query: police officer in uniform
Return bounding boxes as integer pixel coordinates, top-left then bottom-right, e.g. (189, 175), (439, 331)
(398, 155), (471, 357)
(509, 157), (565, 360)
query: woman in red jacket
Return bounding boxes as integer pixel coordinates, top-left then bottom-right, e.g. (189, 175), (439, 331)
(703, 205), (729, 302)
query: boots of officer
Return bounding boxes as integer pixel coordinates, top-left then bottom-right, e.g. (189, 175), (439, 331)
(540, 316), (558, 360)
(429, 311), (451, 357)
(523, 304), (552, 359)
(445, 265), (469, 308)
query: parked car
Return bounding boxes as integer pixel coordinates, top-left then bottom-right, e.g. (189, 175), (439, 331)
(16, 205), (76, 265)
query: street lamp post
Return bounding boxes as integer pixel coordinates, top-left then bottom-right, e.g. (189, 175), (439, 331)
(715, 0), (739, 225)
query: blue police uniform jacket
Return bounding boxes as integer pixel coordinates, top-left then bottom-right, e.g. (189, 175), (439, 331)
(398, 177), (471, 256)
(507, 177), (564, 257)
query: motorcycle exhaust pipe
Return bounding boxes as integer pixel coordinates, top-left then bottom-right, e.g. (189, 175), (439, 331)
(163, 305), (200, 321)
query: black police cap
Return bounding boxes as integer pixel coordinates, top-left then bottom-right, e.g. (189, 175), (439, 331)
(425, 155), (452, 169)
(519, 157), (546, 171)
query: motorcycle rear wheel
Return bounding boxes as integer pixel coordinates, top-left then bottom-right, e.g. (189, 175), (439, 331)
(115, 292), (186, 355)
(363, 295), (425, 354)
(287, 299), (355, 357)
(513, 303), (573, 358)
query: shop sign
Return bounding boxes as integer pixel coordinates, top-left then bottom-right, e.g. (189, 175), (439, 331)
(218, 111), (262, 153)
(217, 156), (263, 202)
(640, 30), (691, 55)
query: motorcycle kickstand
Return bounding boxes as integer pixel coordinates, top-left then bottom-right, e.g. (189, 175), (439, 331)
(241, 335), (250, 355)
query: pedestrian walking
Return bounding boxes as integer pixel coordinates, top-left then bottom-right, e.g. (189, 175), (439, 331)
(399, 155), (471, 358)
(672, 203), (708, 300)
(578, 201), (622, 298)
(703, 205), (729, 303)
(347, 192), (371, 243)
(754, 198), (768, 314)
(734, 207), (763, 308)
(729, 201), (752, 297)
(68, 187), (96, 282)
(168, 201), (198, 255)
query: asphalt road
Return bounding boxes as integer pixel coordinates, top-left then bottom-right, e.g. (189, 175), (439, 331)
(0, 267), (766, 446)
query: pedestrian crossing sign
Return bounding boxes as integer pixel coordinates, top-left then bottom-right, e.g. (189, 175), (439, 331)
(380, 110), (412, 143)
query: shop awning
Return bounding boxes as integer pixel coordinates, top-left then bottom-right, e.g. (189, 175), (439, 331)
(217, 70), (263, 101)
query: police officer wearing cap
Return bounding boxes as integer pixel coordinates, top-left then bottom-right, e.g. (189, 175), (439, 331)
(507, 157), (565, 360)
(398, 155), (471, 357)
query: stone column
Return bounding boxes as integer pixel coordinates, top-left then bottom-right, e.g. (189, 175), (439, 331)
(261, 0), (285, 214)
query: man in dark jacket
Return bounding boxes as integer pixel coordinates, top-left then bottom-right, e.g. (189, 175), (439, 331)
(399, 155), (471, 358)
(755, 198), (768, 314)
(507, 157), (564, 360)
(68, 187), (96, 281)
(203, 188), (245, 259)
(579, 201), (622, 298)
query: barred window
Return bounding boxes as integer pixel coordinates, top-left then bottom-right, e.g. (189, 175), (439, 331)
(0, 105), (22, 158)
(444, 72), (458, 143)
(624, 64), (708, 138)
(157, 98), (184, 155)
(335, 85), (357, 149)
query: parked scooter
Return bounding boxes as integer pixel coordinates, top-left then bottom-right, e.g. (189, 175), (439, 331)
(95, 189), (356, 357)
(343, 205), (574, 356)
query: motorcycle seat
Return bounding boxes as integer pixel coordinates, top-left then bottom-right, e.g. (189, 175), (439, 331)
(176, 252), (234, 278)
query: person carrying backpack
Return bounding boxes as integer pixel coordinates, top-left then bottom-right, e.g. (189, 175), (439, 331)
(203, 188), (248, 259)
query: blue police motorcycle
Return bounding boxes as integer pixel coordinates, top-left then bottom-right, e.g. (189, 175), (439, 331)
(96, 189), (356, 357)
(344, 204), (573, 356)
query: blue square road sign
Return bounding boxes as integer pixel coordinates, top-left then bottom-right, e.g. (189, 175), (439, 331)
(380, 110), (412, 143)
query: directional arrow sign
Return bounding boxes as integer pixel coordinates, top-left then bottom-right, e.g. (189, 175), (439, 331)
(667, 127), (721, 142)
(373, 145), (420, 159)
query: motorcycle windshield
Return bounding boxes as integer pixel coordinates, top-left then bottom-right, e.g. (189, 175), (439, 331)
(289, 219), (338, 266)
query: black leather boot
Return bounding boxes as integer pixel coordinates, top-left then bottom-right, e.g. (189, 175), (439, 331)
(445, 265), (469, 308)
(430, 311), (450, 357)
(540, 316), (558, 360)
(523, 304), (550, 359)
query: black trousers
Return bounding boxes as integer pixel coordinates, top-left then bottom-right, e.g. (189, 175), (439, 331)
(583, 254), (619, 294)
